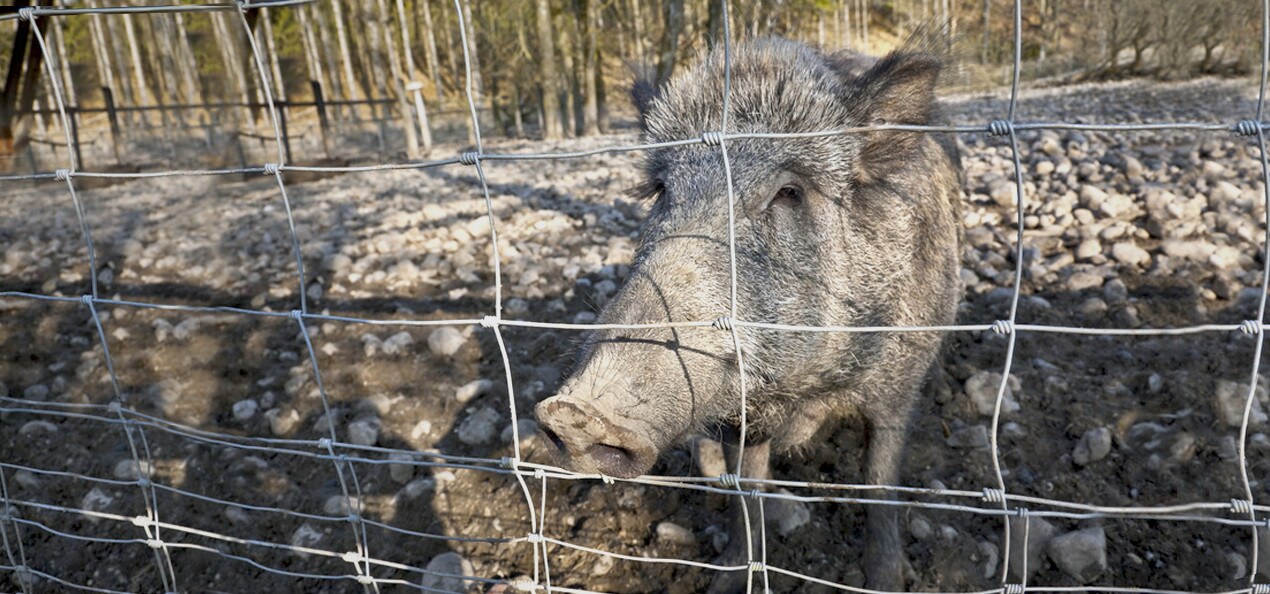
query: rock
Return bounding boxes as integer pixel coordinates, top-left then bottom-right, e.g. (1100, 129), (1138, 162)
(948, 425), (991, 449)
(989, 180), (1018, 207)
(411, 419), (433, 440)
(591, 554), (616, 576)
(572, 311), (598, 324)
(13, 470), (40, 489)
(290, 523), (325, 552)
(979, 541), (1000, 580)
(456, 407), (500, 445)
(267, 408), (300, 436)
(398, 478), (435, 500)
(112, 459), (152, 481)
(232, 399), (259, 421)
(388, 453), (416, 484)
(420, 552), (475, 593)
(1009, 515), (1058, 581)
(18, 420), (57, 436)
(505, 298), (530, 317)
(1103, 278), (1129, 302)
(501, 418), (539, 444)
(427, 326), (466, 357)
(1228, 550), (1248, 581)
(22, 384), (49, 401)
(1048, 527), (1107, 583)
(964, 370), (1020, 417)
(455, 379), (493, 403)
(1111, 242), (1151, 268)
(1073, 427), (1112, 466)
(768, 489), (811, 536)
(656, 521), (695, 546)
(381, 332), (415, 356)
(323, 495), (361, 516)
(224, 506), (251, 525)
(1074, 239), (1102, 261)
(346, 418), (381, 446)
(1066, 270), (1103, 291)
(80, 487), (115, 521)
(910, 514), (934, 541)
(1214, 379), (1268, 427)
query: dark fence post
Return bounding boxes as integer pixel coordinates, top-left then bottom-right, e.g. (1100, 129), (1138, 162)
(277, 102), (293, 163)
(68, 105), (82, 169)
(101, 86), (121, 164)
(311, 80), (331, 158)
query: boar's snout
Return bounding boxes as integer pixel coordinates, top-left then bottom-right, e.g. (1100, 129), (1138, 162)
(534, 394), (658, 478)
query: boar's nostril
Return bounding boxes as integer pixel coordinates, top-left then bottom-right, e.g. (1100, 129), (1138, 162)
(540, 426), (567, 453)
(586, 443), (636, 475)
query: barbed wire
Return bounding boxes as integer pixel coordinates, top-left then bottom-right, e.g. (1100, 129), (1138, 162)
(2, 0), (1270, 592)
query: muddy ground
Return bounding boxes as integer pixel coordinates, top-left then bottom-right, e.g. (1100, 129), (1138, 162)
(4, 77), (1270, 593)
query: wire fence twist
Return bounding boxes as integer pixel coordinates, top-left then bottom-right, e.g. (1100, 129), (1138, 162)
(2, 0), (1270, 593)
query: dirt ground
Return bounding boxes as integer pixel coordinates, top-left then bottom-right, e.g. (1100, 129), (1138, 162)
(4, 77), (1270, 593)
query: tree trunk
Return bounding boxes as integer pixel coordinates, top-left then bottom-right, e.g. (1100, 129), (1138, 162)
(212, 11), (252, 124)
(297, 5), (326, 93)
(421, 0), (443, 99)
(51, 8), (76, 107)
(580, 0), (599, 136)
(86, 1), (117, 102)
(535, 0), (562, 140)
(376, 0), (420, 158)
(261, 8), (287, 102)
(460, 0), (484, 98)
(122, 14), (151, 114)
(311, 3), (345, 116)
(656, 0), (685, 86)
(173, 13), (202, 104)
(331, 0), (361, 103)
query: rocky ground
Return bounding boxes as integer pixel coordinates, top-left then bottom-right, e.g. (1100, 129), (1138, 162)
(4, 76), (1270, 592)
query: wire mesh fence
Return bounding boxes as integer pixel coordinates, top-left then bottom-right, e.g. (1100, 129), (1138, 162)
(3, 0), (1270, 593)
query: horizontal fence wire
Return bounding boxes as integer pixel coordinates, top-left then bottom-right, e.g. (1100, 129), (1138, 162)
(1, 0), (1270, 593)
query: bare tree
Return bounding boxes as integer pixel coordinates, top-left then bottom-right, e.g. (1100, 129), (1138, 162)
(656, 0), (685, 86)
(536, 0), (563, 140)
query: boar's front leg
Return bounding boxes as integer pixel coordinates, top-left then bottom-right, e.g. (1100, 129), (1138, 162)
(862, 401), (916, 591)
(706, 435), (771, 594)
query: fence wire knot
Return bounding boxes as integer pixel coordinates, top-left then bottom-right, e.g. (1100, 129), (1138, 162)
(108, 400), (122, 415)
(1241, 320), (1263, 336)
(713, 316), (735, 331)
(54, 168), (72, 182)
(16, 7), (35, 21)
(749, 561), (765, 572)
(719, 473), (741, 488)
(137, 477), (151, 488)
(317, 437), (333, 450)
(1003, 584), (1026, 594)
(701, 131), (724, 146)
(346, 513), (359, 524)
(1237, 120), (1264, 136)
(129, 515), (151, 527)
(79, 294), (94, 307)
(533, 468), (546, 479)
(599, 474), (615, 484)
(0, 506), (12, 523)
(354, 575), (374, 586)
(458, 151), (481, 166)
(1253, 585), (1270, 594)
(526, 532), (546, 544)
(288, 309), (304, 322)
(145, 539), (164, 550)
(987, 120), (1014, 136)
(991, 320), (1013, 336)
(341, 551), (362, 564)
(1232, 498), (1256, 514)
(511, 577), (541, 592)
(500, 456), (519, 470)
(263, 163), (281, 176)
(982, 487), (1007, 503)
(481, 315), (500, 328)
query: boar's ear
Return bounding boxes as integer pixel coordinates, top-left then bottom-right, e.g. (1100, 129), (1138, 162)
(847, 51), (942, 184)
(627, 61), (661, 131)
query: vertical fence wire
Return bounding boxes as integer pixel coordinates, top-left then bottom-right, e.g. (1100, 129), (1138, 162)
(233, 2), (376, 589)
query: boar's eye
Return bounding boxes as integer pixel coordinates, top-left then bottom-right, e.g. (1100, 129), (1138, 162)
(768, 185), (804, 210)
